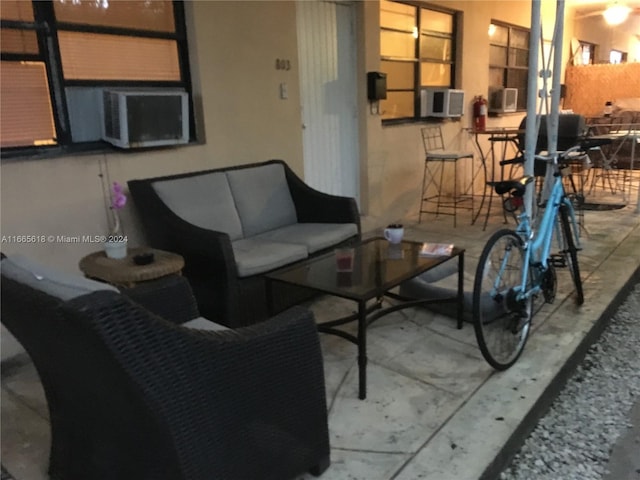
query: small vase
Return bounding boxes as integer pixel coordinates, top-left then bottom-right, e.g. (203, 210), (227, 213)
(104, 239), (128, 259)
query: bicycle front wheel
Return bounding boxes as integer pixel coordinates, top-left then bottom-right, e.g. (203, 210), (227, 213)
(557, 204), (584, 305)
(473, 229), (532, 370)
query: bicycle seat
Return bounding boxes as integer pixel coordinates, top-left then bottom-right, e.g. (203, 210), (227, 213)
(487, 176), (534, 197)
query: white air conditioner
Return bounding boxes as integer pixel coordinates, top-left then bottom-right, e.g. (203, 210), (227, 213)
(489, 87), (518, 113)
(420, 88), (465, 118)
(101, 90), (189, 149)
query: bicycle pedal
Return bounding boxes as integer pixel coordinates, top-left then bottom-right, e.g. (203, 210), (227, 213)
(549, 254), (566, 268)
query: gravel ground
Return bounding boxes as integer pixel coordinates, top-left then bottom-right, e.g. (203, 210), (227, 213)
(500, 283), (640, 480)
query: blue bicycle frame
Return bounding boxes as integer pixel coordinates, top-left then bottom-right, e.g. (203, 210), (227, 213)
(510, 169), (582, 302)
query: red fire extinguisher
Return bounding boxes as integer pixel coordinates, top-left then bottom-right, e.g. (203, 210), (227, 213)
(473, 95), (488, 132)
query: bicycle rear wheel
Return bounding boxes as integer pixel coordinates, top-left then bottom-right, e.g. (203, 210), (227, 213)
(473, 229), (532, 370)
(557, 204), (584, 305)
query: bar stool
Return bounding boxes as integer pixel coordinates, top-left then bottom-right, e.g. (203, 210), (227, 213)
(419, 126), (475, 227)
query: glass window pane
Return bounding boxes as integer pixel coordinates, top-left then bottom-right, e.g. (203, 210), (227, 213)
(1, 61), (56, 148)
(420, 62), (451, 87)
(511, 29), (529, 49)
(382, 60), (414, 90)
(506, 69), (527, 90)
(490, 24), (508, 46)
(509, 48), (529, 67)
(381, 30), (416, 59)
(381, 91), (414, 120)
(489, 67), (505, 87)
(380, 0), (415, 31)
(54, 0), (175, 33)
(420, 9), (452, 34)
(0, 1), (34, 21)
(58, 31), (180, 81)
(1, 28), (39, 54)
(490, 45), (507, 65)
(420, 35), (451, 61)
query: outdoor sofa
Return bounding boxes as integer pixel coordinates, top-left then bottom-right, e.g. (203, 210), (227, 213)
(128, 159), (361, 327)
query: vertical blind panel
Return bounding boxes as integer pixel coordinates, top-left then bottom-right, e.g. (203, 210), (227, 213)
(0, 0), (34, 21)
(54, 0), (175, 33)
(58, 32), (180, 81)
(1, 29), (39, 54)
(1, 61), (56, 148)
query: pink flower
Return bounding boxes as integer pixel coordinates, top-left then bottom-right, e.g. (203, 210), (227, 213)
(111, 182), (127, 210)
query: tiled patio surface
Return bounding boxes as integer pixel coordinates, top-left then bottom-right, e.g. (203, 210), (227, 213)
(2, 185), (640, 480)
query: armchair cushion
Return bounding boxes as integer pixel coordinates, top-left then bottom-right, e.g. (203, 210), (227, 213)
(1, 254), (117, 300)
(255, 222), (359, 254)
(182, 316), (229, 331)
(231, 237), (308, 278)
(152, 172), (244, 240)
(226, 163), (298, 237)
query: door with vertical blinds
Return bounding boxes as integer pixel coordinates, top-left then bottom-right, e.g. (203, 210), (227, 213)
(296, 0), (359, 203)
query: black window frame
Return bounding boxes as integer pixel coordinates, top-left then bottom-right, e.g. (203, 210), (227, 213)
(380, 1), (459, 125)
(488, 20), (530, 112)
(1, 0), (194, 160)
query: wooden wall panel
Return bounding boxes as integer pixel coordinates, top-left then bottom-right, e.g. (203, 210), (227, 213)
(564, 63), (640, 117)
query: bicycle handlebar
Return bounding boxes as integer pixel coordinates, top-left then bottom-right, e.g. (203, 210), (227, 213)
(533, 137), (613, 163)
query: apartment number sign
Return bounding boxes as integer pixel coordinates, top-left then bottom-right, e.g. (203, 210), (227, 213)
(275, 58), (291, 70)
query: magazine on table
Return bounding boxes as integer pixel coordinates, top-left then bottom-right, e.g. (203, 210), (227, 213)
(419, 242), (454, 257)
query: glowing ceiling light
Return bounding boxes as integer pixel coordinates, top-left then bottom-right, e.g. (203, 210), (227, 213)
(603, 4), (632, 25)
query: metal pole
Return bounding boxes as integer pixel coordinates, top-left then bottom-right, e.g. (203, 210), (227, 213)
(524, 0), (542, 214)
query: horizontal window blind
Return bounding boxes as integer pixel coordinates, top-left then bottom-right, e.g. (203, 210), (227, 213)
(58, 32), (180, 81)
(54, 0), (175, 33)
(1, 61), (56, 148)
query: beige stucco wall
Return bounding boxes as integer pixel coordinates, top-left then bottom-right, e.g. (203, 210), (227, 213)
(0, 0), (584, 359)
(360, 0), (570, 228)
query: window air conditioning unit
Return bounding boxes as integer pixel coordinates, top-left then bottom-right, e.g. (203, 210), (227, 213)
(101, 90), (189, 149)
(420, 88), (465, 118)
(489, 87), (518, 113)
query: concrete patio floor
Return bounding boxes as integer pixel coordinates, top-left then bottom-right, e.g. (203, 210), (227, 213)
(2, 191), (640, 480)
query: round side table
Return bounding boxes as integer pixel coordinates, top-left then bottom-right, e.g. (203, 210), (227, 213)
(79, 247), (184, 288)
(79, 247), (196, 324)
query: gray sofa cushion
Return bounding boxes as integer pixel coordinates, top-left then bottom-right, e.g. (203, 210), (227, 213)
(1, 255), (118, 301)
(182, 317), (229, 331)
(255, 223), (358, 254)
(226, 164), (297, 237)
(231, 237), (308, 278)
(152, 172), (244, 241)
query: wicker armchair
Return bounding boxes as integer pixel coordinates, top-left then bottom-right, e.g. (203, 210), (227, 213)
(128, 159), (361, 328)
(1, 255), (330, 480)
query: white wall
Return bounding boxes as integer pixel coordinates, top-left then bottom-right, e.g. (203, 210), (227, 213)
(573, 14), (640, 63)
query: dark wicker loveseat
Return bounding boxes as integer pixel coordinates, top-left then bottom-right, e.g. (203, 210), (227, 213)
(128, 159), (361, 327)
(1, 254), (331, 480)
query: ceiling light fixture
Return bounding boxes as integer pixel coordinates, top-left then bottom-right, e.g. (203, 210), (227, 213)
(603, 3), (632, 25)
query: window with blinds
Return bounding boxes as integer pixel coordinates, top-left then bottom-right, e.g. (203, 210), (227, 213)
(380, 0), (458, 122)
(0, 0), (192, 154)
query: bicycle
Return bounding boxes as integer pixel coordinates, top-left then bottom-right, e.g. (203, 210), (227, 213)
(472, 138), (611, 370)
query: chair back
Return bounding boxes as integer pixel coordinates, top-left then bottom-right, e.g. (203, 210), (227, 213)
(422, 126), (446, 153)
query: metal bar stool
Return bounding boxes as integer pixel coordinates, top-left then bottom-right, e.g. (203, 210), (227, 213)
(419, 126), (475, 227)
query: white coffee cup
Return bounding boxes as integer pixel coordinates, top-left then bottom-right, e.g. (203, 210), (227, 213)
(384, 224), (404, 244)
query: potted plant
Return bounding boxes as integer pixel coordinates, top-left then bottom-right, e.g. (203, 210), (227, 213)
(104, 181), (128, 259)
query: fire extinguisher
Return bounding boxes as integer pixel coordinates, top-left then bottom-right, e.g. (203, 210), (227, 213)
(473, 95), (488, 132)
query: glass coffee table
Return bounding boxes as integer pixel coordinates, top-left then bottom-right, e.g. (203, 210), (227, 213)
(265, 237), (465, 399)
